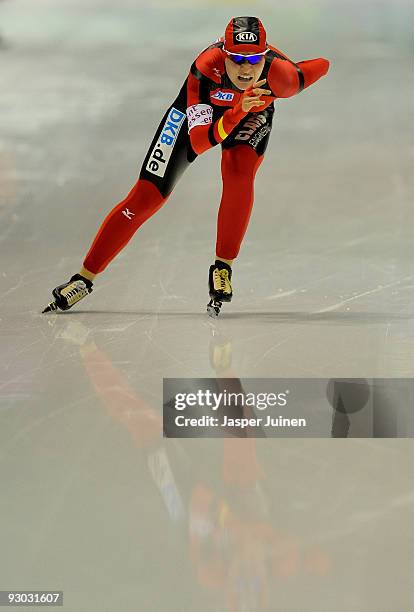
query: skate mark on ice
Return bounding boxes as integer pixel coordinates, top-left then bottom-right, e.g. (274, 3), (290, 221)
(315, 275), (414, 314)
(265, 274), (337, 301)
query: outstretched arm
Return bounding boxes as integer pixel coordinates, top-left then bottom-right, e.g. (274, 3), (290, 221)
(267, 54), (330, 98)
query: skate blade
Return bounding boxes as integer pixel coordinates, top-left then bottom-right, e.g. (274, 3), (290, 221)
(207, 300), (222, 318)
(42, 301), (58, 314)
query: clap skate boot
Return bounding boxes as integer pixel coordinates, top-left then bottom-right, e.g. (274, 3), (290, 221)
(207, 260), (233, 318)
(42, 274), (93, 313)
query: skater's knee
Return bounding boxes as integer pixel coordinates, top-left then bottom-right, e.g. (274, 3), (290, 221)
(221, 146), (261, 180)
(121, 179), (167, 217)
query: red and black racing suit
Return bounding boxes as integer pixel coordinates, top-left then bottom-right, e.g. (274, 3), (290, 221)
(83, 39), (329, 273)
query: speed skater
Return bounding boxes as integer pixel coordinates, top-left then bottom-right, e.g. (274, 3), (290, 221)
(42, 16), (330, 317)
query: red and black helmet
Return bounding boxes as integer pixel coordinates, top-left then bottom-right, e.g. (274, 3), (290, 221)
(224, 16), (267, 54)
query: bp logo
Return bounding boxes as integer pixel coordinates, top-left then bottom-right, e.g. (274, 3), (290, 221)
(235, 32), (258, 43)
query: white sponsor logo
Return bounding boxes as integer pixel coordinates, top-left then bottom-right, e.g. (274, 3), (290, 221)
(122, 208), (135, 220)
(186, 104), (213, 132)
(211, 91), (234, 102)
(249, 125), (271, 149)
(235, 32), (258, 43)
(146, 107), (186, 178)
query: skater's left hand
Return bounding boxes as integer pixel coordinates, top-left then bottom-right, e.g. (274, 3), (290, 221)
(241, 78), (272, 112)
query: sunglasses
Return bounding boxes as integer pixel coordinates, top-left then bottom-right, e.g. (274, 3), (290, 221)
(225, 49), (268, 65)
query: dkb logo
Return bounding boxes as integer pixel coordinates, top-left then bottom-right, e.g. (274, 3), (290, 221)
(146, 107), (185, 178)
(212, 91), (234, 102)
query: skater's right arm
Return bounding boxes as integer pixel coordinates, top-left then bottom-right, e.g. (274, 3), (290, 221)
(186, 62), (269, 155)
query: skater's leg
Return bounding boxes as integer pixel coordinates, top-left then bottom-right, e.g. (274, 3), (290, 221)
(215, 103), (274, 263)
(42, 102), (194, 312)
(207, 148), (263, 317)
(82, 102), (194, 276)
(206, 105), (274, 317)
(216, 145), (264, 261)
(82, 179), (168, 275)
(42, 180), (169, 313)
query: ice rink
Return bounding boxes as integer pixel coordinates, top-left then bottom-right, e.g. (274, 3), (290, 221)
(1, 0), (414, 609)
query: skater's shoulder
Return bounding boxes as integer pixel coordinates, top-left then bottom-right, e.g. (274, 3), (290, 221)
(192, 38), (225, 83)
(266, 44), (294, 63)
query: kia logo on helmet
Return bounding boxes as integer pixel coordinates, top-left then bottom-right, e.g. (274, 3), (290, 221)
(235, 32), (258, 43)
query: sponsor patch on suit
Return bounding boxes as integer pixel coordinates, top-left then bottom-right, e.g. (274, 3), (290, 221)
(146, 107), (186, 178)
